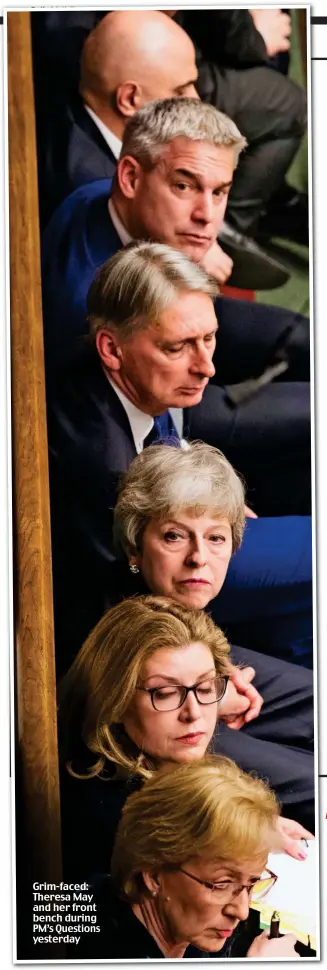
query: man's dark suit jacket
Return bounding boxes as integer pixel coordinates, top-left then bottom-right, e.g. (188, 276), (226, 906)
(48, 348), (141, 671)
(38, 97), (117, 229)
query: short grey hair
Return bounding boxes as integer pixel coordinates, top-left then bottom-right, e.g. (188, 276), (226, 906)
(87, 240), (218, 340)
(120, 97), (247, 170)
(114, 441), (246, 555)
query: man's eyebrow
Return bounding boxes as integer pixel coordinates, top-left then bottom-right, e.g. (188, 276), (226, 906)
(171, 167), (198, 181)
(172, 168), (233, 191)
(159, 326), (218, 347)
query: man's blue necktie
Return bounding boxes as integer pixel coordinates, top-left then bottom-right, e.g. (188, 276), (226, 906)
(144, 411), (180, 448)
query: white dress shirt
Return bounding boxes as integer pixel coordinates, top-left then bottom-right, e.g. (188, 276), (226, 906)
(108, 198), (132, 246)
(106, 376), (154, 453)
(84, 105), (122, 161)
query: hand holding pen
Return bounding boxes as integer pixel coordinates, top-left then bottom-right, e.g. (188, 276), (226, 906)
(269, 910), (280, 938)
(247, 928), (297, 958)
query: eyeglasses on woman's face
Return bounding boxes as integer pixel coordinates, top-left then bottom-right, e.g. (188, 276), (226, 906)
(179, 867), (278, 903)
(136, 674), (229, 711)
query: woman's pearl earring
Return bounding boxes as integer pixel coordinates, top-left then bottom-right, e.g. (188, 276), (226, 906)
(129, 563), (140, 575)
(152, 890), (158, 897)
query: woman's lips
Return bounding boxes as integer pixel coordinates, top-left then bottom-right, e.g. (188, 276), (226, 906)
(217, 929), (235, 939)
(179, 579), (211, 586)
(176, 732), (205, 745)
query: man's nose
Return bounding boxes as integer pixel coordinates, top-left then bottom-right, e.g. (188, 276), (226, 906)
(194, 192), (213, 223)
(191, 344), (215, 379)
(224, 889), (250, 924)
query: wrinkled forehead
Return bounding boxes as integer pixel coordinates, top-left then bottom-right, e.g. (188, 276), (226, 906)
(153, 136), (235, 181)
(143, 512), (233, 535)
(129, 291), (217, 343)
(195, 854), (270, 882)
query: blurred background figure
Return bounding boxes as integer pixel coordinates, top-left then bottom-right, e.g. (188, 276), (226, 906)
(176, 9), (308, 249)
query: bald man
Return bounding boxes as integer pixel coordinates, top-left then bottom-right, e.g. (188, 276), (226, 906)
(79, 10), (198, 142)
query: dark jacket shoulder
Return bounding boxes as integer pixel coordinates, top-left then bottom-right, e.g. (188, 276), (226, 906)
(48, 353), (138, 671)
(42, 180), (121, 373)
(60, 764), (141, 884)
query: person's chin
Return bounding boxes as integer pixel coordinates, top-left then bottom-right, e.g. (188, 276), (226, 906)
(173, 737), (208, 761)
(176, 236), (211, 264)
(175, 387), (208, 407)
(175, 584), (212, 608)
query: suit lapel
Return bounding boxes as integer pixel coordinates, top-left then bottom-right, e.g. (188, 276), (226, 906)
(71, 93), (117, 168)
(85, 355), (137, 470)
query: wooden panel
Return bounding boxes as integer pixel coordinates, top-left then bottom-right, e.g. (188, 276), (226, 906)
(8, 11), (63, 955)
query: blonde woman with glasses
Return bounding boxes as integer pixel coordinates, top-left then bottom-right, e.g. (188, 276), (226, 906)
(78, 757), (297, 960)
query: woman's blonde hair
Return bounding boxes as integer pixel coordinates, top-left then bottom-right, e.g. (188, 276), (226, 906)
(111, 755), (280, 902)
(114, 441), (246, 556)
(58, 595), (231, 781)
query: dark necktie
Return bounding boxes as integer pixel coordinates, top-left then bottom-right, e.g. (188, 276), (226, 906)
(143, 412), (180, 449)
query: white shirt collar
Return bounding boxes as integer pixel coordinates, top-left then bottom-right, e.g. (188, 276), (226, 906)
(84, 104), (122, 161)
(108, 198), (133, 247)
(106, 375), (154, 454)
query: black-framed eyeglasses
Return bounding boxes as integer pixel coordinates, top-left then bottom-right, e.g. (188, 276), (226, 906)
(179, 867), (278, 903)
(136, 675), (229, 712)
